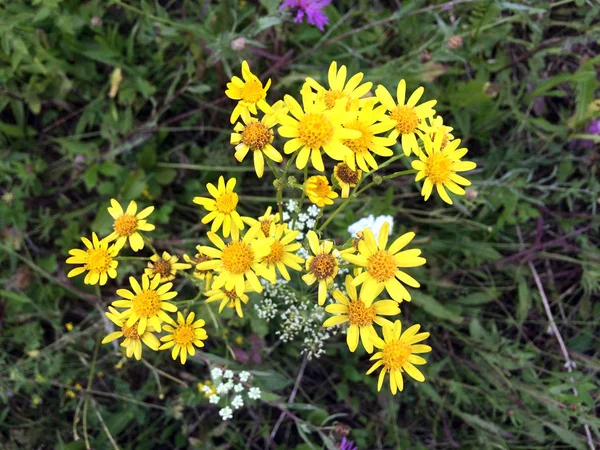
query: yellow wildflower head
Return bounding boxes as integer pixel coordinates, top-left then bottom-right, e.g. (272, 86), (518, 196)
(333, 162), (361, 198)
(342, 222), (426, 303)
(367, 320), (431, 394)
(412, 133), (476, 205)
(206, 283), (252, 318)
(101, 306), (160, 361)
(159, 311), (208, 364)
(306, 175), (338, 207)
(105, 199), (155, 252)
(302, 231), (340, 306)
(145, 251), (191, 283)
(261, 224), (304, 281)
(66, 232), (119, 285)
(419, 115), (454, 153)
(184, 246), (213, 288)
(225, 60), (272, 124)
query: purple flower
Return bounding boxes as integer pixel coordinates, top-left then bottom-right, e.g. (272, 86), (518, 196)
(580, 118), (600, 148)
(280, 0), (331, 31)
(340, 437), (358, 450)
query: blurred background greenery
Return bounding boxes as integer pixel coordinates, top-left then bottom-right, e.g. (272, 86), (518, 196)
(1, 0), (599, 449)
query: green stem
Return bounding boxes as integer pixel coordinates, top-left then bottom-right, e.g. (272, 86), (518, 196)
(312, 208), (324, 231)
(291, 165), (308, 230)
(83, 337), (101, 450)
(115, 256), (148, 261)
(142, 235), (159, 255)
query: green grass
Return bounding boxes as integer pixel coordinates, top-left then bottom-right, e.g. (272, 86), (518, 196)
(1, 0), (599, 449)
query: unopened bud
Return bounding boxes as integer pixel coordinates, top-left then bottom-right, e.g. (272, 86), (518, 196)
(231, 37), (246, 52)
(447, 35), (463, 50)
(91, 16), (102, 26)
(419, 50), (431, 63)
(273, 179), (283, 190)
(373, 176), (383, 185)
(287, 175), (297, 184)
(465, 188), (478, 200)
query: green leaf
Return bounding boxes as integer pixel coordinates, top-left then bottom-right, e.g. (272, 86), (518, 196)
(411, 292), (462, 324)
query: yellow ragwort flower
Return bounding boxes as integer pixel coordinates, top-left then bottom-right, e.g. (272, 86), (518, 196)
(242, 206), (281, 238)
(419, 115), (454, 152)
(231, 113), (282, 178)
(184, 246), (213, 289)
(304, 61), (373, 110)
(159, 312), (208, 364)
(306, 175), (338, 207)
(324, 275), (400, 353)
(375, 80), (437, 156)
(193, 176), (246, 240)
(225, 60), (272, 124)
(261, 224), (304, 281)
(279, 87), (361, 172)
(105, 199), (155, 252)
(342, 98), (396, 171)
(196, 223), (274, 295)
(342, 222), (425, 303)
(206, 283), (253, 318)
(145, 251), (191, 283)
(101, 306), (160, 360)
(412, 133), (476, 205)
(367, 320), (431, 394)
(111, 274), (178, 334)
(302, 231), (340, 306)
(66, 232), (119, 285)
(333, 162), (361, 198)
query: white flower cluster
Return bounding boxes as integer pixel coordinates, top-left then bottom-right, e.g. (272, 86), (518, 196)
(347, 214), (394, 241)
(283, 199), (320, 241)
(207, 367), (262, 421)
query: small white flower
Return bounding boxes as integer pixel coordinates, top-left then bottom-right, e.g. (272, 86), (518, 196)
(248, 387), (261, 400)
(202, 385), (213, 394)
(209, 394), (220, 404)
(224, 370), (234, 379)
(239, 371), (251, 382)
(305, 218), (315, 229)
(216, 382), (231, 395)
(347, 214), (394, 241)
(231, 395), (244, 410)
(307, 205), (320, 217)
(282, 211), (290, 221)
(211, 367), (223, 379)
(219, 406), (233, 421)
(234, 383), (245, 393)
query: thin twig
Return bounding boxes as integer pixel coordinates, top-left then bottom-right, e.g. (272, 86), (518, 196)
(91, 400), (120, 450)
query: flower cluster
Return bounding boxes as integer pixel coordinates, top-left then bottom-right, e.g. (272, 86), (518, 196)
(208, 367), (262, 421)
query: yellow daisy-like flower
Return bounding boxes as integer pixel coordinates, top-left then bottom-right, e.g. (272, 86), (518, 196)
(367, 320), (431, 394)
(261, 224), (304, 281)
(66, 232), (119, 285)
(183, 246), (213, 289)
(225, 60), (272, 124)
(279, 87), (361, 172)
(193, 176), (246, 240)
(411, 133), (476, 205)
(304, 61), (373, 110)
(144, 251), (191, 283)
(323, 275), (400, 353)
(159, 312), (208, 365)
(306, 175), (338, 207)
(105, 199), (155, 252)
(342, 222), (425, 303)
(333, 162), (361, 198)
(111, 274), (178, 335)
(101, 306), (160, 361)
(205, 284), (252, 318)
(375, 80), (437, 156)
(196, 223), (274, 295)
(419, 115), (454, 152)
(242, 206), (281, 238)
(342, 98), (396, 171)
(231, 112), (282, 178)
(302, 231), (340, 306)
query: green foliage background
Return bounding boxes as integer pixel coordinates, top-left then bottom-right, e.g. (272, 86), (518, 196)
(1, 0), (599, 448)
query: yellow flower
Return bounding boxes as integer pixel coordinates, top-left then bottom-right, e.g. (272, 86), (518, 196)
(225, 60), (272, 124)
(412, 133), (476, 205)
(111, 274), (178, 334)
(105, 199), (155, 252)
(196, 223), (274, 295)
(367, 320), (431, 394)
(183, 246), (213, 289)
(159, 312), (208, 364)
(342, 98), (397, 171)
(65, 322), (74, 331)
(66, 232), (119, 285)
(261, 224), (304, 281)
(198, 380), (217, 398)
(375, 80), (437, 156)
(101, 306), (160, 360)
(324, 275), (400, 353)
(304, 61), (373, 110)
(342, 222), (425, 303)
(145, 251), (191, 283)
(206, 284), (252, 318)
(279, 87), (361, 172)
(242, 206), (281, 238)
(193, 176), (246, 240)
(302, 231), (340, 306)
(419, 115), (454, 152)
(333, 162), (361, 198)
(306, 175), (338, 207)
(231, 113), (282, 178)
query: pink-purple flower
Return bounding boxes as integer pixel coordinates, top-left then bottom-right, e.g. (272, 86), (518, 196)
(340, 437), (358, 450)
(280, 0), (331, 31)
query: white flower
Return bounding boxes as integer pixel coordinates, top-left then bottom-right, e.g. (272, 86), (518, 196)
(248, 387), (261, 400)
(209, 394), (220, 404)
(231, 395), (244, 409)
(224, 370), (234, 379)
(216, 382), (231, 395)
(219, 406), (233, 421)
(282, 211), (290, 221)
(307, 205), (320, 217)
(347, 214), (394, 241)
(305, 218), (315, 229)
(202, 385), (213, 394)
(211, 367), (223, 379)
(239, 371), (251, 382)
(234, 383), (245, 393)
